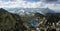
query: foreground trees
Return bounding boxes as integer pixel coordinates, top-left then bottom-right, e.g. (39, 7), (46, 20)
(46, 13), (60, 26)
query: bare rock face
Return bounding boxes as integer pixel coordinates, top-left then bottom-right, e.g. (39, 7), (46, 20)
(0, 8), (27, 31)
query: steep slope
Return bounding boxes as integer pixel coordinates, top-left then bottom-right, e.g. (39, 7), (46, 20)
(0, 8), (27, 31)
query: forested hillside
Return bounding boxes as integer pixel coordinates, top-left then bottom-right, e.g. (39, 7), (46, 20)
(0, 8), (27, 31)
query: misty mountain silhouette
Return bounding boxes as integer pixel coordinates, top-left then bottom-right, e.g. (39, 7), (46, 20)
(47, 8), (55, 13)
(0, 8), (8, 12)
(37, 7), (55, 15)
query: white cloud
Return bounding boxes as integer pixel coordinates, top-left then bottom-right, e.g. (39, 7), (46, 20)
(0, 0), (60, 11)
(0, 0), (46, 8)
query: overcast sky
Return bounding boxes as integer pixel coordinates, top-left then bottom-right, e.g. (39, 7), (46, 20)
(0, 0), (60, 10)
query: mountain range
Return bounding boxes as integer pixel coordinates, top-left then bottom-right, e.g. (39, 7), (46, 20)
(3, 7), (57, 15)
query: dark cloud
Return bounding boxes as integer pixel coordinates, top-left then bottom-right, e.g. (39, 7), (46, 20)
(41, 0), (59, 3)
(46, 0), (57, 2)
(41, 0), (58, 2)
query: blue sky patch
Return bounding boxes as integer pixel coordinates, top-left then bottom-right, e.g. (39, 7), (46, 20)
(24, 0), (40, 2)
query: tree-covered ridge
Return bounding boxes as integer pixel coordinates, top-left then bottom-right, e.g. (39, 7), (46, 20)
(0, 8), (27, 31)
(0, 12), (16, 31)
